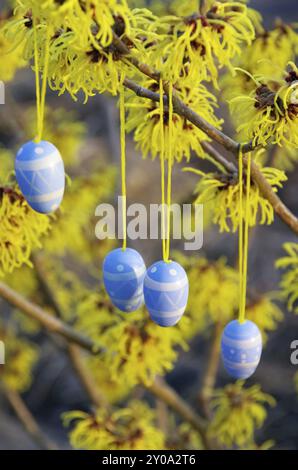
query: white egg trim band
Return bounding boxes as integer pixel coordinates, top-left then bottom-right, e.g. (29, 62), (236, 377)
(222, 334), (262, 349)
(104, 266), (146, 281)
(144, 275), (188, 291)
(16, 152), (62, 171)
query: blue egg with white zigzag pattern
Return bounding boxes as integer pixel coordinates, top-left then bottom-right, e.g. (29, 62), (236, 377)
(15, 140), (65, 214)
(144, 261), (189, 327)
(103, 248), (146, 312)
(221, 319), (262, 379)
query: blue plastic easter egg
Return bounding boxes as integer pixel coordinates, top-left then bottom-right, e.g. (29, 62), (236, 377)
(144, 260), (189, 327)
(103, 248), (146, 312)
(221, 319), (262, 379)
(15, 140), (65, 214)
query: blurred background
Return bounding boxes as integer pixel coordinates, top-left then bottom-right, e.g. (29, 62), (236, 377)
(0, 0), (297, 450)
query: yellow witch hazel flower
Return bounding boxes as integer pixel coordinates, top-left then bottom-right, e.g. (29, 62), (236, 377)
(0, 324), (39, 392)
(294, 372), (298, 394)
(86, 356), (130, 404)
(76, 294), (187, 387)
(276, 242), (298, 314)
(230, 62), (298, 147)
(0, 186), (51, 276)
(5, 1), (131, 100)
(271, 145), (298, 172)
(153, 1), (255, 86)
(63, 401), (165, 450)
(189, 162), (287, 232)
(4, 266), (41, 333)
(209, 381), (276, 447)
(126, 80), (222, 161)
(49, 32), (126, 100)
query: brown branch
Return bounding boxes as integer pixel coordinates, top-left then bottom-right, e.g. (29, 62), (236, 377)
(115, 33), (298, 234)
(0, 281), (211, 444)
(1, 385), (58, 450)
(0, 281), (103, 353)
(112, 33), (160, 82)
(124, 78), (241, 153)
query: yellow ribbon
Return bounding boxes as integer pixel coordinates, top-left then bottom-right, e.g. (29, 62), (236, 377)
(238, 147), (252, 323)
(119, 78), (127, 251)
(159, 79), (174, 263)
(33, 16), (51, 143)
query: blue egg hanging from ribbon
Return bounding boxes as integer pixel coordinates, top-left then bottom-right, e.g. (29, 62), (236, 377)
(221, 319), (262, 379)
(103, 248), (146, 312)
(144, 260), (189, 327)
(15, 140), (65, 214)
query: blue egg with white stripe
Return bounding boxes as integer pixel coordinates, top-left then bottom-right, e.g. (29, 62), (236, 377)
(144, 261), (189, 327)
(103, 248), (146, 312)
(15, 140), (65, 214)
(221, 319), (262, 379)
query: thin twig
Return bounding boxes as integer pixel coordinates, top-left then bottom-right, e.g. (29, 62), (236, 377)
(124, 78), (240, 153)
(1, 385), (58, 450)
(147, 377), (215, 450)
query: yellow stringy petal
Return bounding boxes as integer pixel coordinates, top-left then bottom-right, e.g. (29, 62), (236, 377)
(0, 189), (51, 277)
(209, 382), (276, 447)
(62, 401), (165, 450)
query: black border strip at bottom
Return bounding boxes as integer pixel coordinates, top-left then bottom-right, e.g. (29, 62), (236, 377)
(0, 450), (297, 466)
